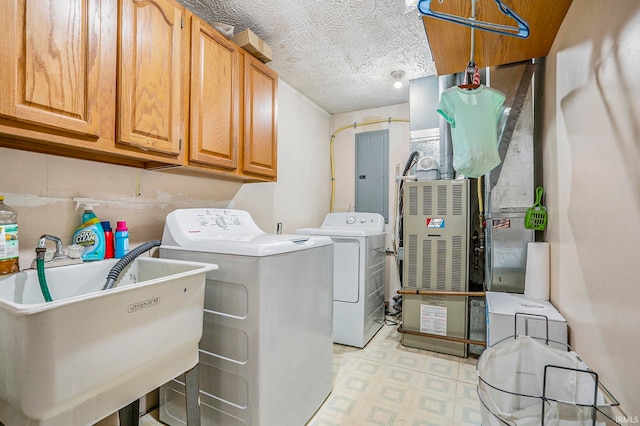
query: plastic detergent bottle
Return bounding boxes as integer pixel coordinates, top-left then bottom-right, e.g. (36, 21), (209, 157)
(115, 221), (129, 259)
(72, 198), (106, 261)
(101, 221), (115, 259)
(0, 196), (19, 275)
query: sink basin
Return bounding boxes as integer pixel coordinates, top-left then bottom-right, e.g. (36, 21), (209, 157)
(0, 257), (216, 425)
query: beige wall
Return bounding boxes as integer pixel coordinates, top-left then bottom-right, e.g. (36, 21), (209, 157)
(1, 80), (331, 269)
(331, 104), (411, 308)
(545, 0), (640, 413)
(1, 149), (243, 268)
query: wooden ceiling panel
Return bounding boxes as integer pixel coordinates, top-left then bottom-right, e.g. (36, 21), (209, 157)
(422, 0), (573, 75)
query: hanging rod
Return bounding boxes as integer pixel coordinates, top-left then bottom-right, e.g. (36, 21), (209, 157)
(470, 0), (476, 63)
(417, 0), (530, 39)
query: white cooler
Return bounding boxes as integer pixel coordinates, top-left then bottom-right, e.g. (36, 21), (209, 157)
(486, 291), (568, 350)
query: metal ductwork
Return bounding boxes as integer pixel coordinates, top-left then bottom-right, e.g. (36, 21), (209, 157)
(409, 75), (456, 179)
(438, 74), (456, 179)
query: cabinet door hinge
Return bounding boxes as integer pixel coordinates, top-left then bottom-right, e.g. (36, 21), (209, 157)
(181, 17), (184, 29)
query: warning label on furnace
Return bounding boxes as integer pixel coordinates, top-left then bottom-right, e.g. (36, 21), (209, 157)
(420, 304), (447, 336)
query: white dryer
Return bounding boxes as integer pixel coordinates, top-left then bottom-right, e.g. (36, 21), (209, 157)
(158, 208), (333, 426)
(296, 212), (386, 348)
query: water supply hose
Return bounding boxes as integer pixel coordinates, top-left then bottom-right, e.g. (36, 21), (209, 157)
(102, 240), (162, 290)
(35, 247), (53, 302)
(395, 151), (419, 289)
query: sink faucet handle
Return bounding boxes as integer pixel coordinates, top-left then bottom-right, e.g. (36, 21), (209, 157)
(66, 244), (84, 259)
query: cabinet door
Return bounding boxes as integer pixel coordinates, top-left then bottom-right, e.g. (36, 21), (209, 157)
(242, 54), (278, 179)
(188, 18), (240, 169)
(0, 0), (107, 137)
(118, 0), (183, 156)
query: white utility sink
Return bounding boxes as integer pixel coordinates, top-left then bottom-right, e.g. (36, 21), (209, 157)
(0, 257), (216, 425)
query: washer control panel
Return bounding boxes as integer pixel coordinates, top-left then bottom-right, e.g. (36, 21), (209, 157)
(190, 209), (245, 229)
(164, 208), (264, 240)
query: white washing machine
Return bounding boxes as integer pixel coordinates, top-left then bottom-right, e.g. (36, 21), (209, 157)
(296, 212), (386, 348)
(158, 208), (333, 426)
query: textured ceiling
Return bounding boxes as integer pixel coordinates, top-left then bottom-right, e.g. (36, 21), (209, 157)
(176, 0), (437, 114)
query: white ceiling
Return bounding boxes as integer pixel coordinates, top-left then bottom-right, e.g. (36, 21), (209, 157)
(177, 0), (437, 114)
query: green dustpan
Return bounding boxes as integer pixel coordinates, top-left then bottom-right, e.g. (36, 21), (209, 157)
(525, 187), (547, 231)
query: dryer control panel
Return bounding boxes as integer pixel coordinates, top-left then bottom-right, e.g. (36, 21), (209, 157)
(321, 212), (385, 233)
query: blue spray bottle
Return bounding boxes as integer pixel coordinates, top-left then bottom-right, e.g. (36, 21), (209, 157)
(72, 198), (106, 261)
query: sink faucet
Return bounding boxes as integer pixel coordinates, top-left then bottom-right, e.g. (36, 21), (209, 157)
(31, 234), (84, 269)
(38, 234), (65, 258)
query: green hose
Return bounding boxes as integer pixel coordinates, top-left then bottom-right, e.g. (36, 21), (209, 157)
(36, 257), (53, 302)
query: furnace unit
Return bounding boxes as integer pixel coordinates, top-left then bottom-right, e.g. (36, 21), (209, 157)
(402, 179), (470, 357)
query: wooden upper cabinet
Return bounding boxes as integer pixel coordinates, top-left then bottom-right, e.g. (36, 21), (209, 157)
(242, 54), (278, 179)
(0, 0), (108, 137)
(0, 0), (278, 178)
(188, 17), (240, 170)
(117, 0), (184, 156)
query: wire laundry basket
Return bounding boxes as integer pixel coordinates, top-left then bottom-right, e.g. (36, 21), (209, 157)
(477, 314), (621, 426)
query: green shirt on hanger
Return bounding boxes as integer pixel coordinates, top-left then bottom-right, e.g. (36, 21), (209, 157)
(437, 85), (506, 178)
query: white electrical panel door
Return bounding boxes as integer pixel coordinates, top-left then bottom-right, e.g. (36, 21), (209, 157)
(355, 130), (389, 221)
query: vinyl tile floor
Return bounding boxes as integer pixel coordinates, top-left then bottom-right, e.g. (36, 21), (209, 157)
(305, 322), (482, 426)
(135, 321), (482, 426)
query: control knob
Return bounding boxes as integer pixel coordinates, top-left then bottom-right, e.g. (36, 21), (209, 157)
(215, 216), (227, 228)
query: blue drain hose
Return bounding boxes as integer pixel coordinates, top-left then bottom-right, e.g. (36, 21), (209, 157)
(102, 240), (162, 290)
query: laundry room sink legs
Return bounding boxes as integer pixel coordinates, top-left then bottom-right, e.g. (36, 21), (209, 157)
(117, 365), (200, 426)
